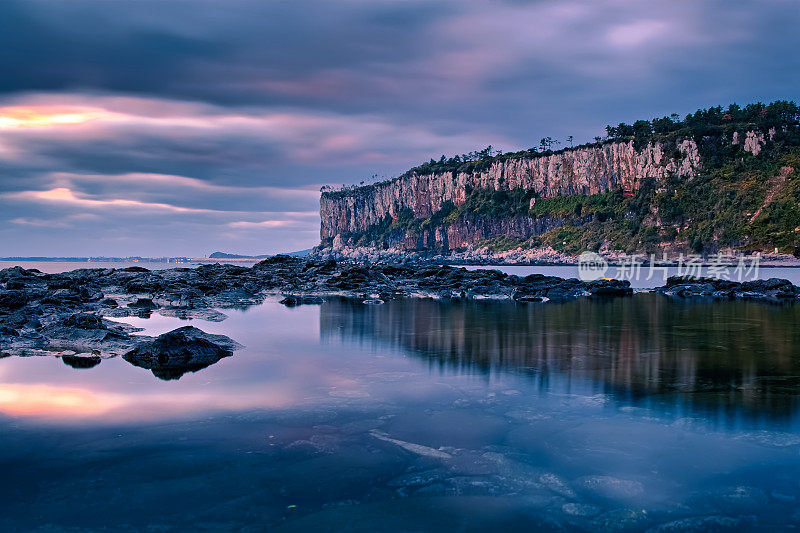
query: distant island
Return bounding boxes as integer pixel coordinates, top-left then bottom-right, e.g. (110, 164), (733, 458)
(209, 252), (270, 259)
(0, 256), (193, 263)
(1, 249), (313, 263)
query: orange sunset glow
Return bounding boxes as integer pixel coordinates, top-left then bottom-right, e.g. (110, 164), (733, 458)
(0, 106), (106, 129)
(0, 382), (298, 421)
(0, 384), (124, 418)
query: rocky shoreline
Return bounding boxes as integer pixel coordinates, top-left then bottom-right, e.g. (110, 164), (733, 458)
(312, 244), (800, 267)
(1, 256), (799, 372)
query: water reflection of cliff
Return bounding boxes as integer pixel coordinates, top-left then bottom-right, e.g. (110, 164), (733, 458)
(320, 295), (800, 421)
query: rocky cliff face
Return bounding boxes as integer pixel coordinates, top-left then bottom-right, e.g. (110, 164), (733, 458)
(320, 140), (700, 250)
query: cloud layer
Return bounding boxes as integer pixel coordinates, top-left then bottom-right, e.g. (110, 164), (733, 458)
(1, 0), (798, 255)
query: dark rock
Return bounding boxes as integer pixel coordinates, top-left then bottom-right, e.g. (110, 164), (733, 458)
(0, 326), (19, 337)
(80, 287), (104, 302)
(0, 290), (28, 310)
(587, 279), (633, 297)
(253, 254), (302, 269)
(62, 353), (102, 369)
(125, 278), (162, 293)
(279, 295), (300, 306)
(4, 310), (31, 327)
(657, 275), (800, 302)
(100, 297), (119, 308)
(128, 298), (159, 309)
(48, 288), (81, 303)
(0, 266), (37, 279)
(119, 266), (150, 272)
(280, 295), (325, 307)
(63, 313), (104, 329)
(123, 326), (241, 380)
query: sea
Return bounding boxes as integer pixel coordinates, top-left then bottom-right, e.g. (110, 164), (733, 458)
(1, 261), (800, 530)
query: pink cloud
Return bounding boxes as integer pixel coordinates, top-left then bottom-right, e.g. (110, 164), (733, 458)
(5, 187), (218, 213)
(0, 93), (513, 167)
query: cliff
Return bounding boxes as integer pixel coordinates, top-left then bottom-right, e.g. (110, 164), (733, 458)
(318, 101), (800, 259)
(321, 139), (699, 242)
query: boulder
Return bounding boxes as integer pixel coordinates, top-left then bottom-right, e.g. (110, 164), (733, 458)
(123, 326), (241, 380)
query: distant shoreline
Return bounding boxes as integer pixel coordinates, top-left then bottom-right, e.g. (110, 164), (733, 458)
(0, 257), (262, 263)
(3, 258), (800, 268)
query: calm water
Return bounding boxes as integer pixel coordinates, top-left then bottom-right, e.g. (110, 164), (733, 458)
(2, 295), (800, 531)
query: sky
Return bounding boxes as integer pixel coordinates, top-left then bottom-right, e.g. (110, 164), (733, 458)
(0, 0), (798, 257)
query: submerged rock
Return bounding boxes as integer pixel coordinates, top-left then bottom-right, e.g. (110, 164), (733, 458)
(123, 326), (241, 380)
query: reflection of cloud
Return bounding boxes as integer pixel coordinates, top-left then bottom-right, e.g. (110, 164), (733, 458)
(0, 382), (297, 422)
(0, 384), (125, 417)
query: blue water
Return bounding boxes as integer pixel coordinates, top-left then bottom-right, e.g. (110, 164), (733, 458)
(1, 295), (800, 530)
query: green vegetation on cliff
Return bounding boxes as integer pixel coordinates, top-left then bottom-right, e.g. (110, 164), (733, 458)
(531, 144), (800, 256)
